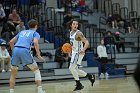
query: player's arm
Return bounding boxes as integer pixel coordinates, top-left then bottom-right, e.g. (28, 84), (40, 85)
(9, 37), (18, 50)
(33, 37), (45, 62)
(76, 32), (89, 52)
(33, 38), (41, 58)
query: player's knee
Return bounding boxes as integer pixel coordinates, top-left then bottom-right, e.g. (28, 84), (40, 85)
(34, 69), (41, 81)
(69, 65), (75, 71)
(27, 62), (39, 72)
(11, 65), (18, 70)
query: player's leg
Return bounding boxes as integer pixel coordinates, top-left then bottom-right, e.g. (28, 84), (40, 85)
(9, 66), (18, 93)
(27, 62), (45, 93)
(20, 48), (45, 93)
(9, 48), (20, 93)
(69, 63), (84, 91)
(134, 58), (140, 89)
(69, 53), (84, 91)
(77, 54), (95, 86)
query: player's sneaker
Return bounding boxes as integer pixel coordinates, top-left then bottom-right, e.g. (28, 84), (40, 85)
(38, 90), (46, 93)
(105, 72), (109, 79)
(87, 74), (95, 86)
(2, 69), (5, 72)
(73, 83), (84, 91)
(99, 73), (105, 79)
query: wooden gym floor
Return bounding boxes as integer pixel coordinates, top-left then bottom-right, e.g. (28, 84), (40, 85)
(0, 76), (139, 93)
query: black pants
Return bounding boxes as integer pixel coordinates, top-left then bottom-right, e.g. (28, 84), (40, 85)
(116, 43), (125, 53)
(134, 58), (140, 89)
(99, 57), (108, 74)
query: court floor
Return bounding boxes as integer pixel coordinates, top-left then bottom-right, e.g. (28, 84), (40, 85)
(0, 76), (139, 93)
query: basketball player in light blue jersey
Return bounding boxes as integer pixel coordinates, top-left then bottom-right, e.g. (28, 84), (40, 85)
(69, 19), (95, 91)
(9, 19), (46, 93)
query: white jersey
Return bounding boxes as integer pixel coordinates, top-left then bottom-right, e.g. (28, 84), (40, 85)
(70, 30), (83, 53)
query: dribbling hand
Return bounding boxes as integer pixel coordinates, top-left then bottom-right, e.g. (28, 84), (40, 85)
(38, 56), (46, 63)
(80, 49), (85, 55)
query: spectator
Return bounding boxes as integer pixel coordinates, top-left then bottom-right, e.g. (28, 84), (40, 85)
(0, 42), (11, 72)
(107, 14), (114, 28)
(114, 31), (125, 53)
(63, 11), (73, 29)
(8, 9), (21, 26)
(104, 31), (115, 54)
(0, 4), (6, 24)
(112, 11), (122, 28)
(124, 19), (133, 33)
(63, 11), (73, 42)
(16, 21), (25, 33)
(97, 39), (109, 79)
(55, 46), (70, 68)
(1, 19), (16, 43)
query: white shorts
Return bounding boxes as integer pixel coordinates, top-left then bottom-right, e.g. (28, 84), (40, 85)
(70, 53), (84, 66)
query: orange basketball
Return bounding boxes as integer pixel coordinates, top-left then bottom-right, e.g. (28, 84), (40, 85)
(62, 43), (72, 53)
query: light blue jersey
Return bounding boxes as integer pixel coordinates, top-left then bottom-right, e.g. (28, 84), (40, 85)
(11, 30), (40, 66)
(15, 30), (40, 49)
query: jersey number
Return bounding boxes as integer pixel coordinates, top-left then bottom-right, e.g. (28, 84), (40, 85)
(21, 32), (31, 37)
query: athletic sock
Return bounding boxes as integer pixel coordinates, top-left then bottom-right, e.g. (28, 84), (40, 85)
(75, 80), (81, 86)
(10, 89), (14, 93)
(37, 86), (43, 92)
(85, 73), (91, 78)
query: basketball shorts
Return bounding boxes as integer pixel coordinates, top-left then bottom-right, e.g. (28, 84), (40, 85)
(11, 47), (34, 66)
(70, 52), (84, 66)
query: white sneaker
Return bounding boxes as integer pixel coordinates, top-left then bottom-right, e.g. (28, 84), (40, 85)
(2, 69), (5, 72)
(105, 72), (109, 79)
(38, 90), (46, 93)
(8, 69), (11, 72)
(99, 73), (104, 79)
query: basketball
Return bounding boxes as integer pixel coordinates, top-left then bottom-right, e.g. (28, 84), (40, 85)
(62, 43), (72, 53)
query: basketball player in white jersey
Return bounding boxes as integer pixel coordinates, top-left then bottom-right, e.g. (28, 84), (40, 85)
(69, 19), (95, 91)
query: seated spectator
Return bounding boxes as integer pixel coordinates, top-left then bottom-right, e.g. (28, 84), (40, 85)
(63, 11), (73, 42)
(124, 19), (133, 33)
(55, 46), (70, 68)
(104, 31), (115, 54)
(0, 4), (6, 24)
(0, 42), (11, 72)
(107, 14), (114, 28)
(97, 39), (109, 79)
(63, 11), (73, 29)
(114, 31), (125, 53)
(112, 11), (122, 28)
(16, 21), (25, 33)
(8, 9), (21, 26)
(1, 19), (16, 42)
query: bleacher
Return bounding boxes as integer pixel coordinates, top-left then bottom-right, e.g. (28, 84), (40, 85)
(0, 0), (140, 84)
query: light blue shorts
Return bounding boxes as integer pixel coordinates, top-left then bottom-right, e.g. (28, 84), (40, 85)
(11, 47), (34, 66)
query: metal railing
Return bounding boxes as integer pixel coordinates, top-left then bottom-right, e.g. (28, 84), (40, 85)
(82, 23), (96, 51)
(55, 11), (64, 26)
(104, 0), (112, 16)
(99, 16), (107, 32)
(112, 3), (120, 15)
(137, 35), (140, 52)
(120, 7), (129, 20)
(46, 7), (55, 30)
(129, 11), (138, 29)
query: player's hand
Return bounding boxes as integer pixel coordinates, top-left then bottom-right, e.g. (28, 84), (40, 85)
(38, 56), (46, 63)
(80, 49), (85, 55)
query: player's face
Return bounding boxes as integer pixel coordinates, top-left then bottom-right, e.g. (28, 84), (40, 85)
(71, 21), (78, 31)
